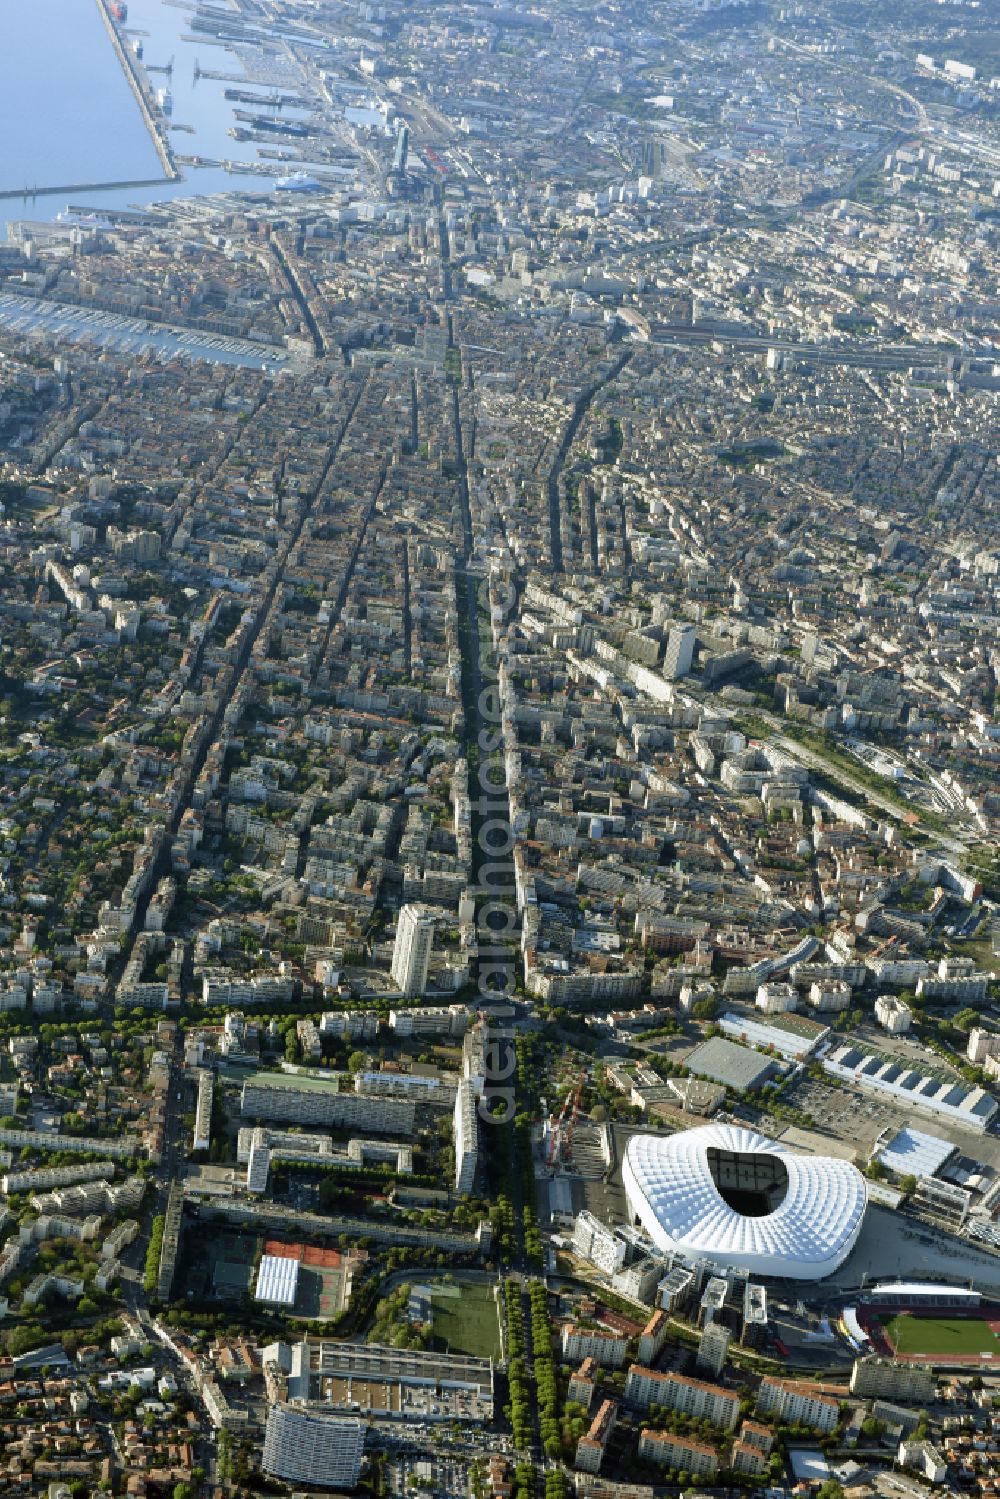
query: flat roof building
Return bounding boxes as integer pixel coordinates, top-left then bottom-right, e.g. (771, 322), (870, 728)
(270, 1338), (494, 1423)
(391, 904), (435, 998)
(241, 1077), (414, 1135)
(685, 1036), (777, 1093)
(876, 1126), (956, 1181)
(193, 1067), (213, 1153)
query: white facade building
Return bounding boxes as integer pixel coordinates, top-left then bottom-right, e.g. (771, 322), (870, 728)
(573, 1210), (627, 1275)
(262, 1404), (364, 1488)
(390, 904), (435, 997)
(454, 1079), (479, 1195)
(663, 624), (696, 680)
(875, 995), (913, 1034)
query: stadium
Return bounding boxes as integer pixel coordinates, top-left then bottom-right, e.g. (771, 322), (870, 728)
(623, 1122), (867, 1281)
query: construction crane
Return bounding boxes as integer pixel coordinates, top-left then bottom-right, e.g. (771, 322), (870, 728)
(546, 1085), (572, 1168)
(547, 1071), (586, 1170)
(561, 1072), (586, 1169)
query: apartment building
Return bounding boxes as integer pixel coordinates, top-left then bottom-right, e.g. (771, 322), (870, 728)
(568, 1358), (597, 1410)
(193, 1067), (213, 1153)
(637, 1309), (670, 1366)
(756, 1377), (839, 1433)
(319, 1009), (378, 1041)
(638, 1428), (719, 1478)
(575, 1398), (617, 1474)
(561, 1325), (628, 1369)
(262, 1404), (364, 1488)
(454, 1079), (479, 1195)
(390, 1004), (468, 1038)
(573, 1209), (627, 1275)
(849, 1356), (935, 1404)
(390, 904), (435, 997)
(732, 1439), (769, 1477)
(696, 1320), (731, 1379)
(624, 1367), (740, 1430)
(875, 995), (912, 1034)
(240, 1079), (414, 1135)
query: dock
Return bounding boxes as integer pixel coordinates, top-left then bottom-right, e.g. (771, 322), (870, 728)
(93, 0), (179, 181)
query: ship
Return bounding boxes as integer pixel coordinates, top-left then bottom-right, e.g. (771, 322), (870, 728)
(157, 87), (173, 115)
(131, 38), (143, 60)
(274, 172), (321, 192)
(110, 1), (127, 21)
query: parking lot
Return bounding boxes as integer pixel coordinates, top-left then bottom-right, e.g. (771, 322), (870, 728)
(387, 1453), (472, 1497)
(780, 1075), (902, 1158)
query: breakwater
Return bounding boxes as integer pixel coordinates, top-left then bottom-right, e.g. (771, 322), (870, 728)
(0, 176), (169, 204)
(92, 0), (179, 183)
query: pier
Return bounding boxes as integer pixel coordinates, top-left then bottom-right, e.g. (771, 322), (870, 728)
(0, 176), (172, 205)
(92, 0), (179, 183)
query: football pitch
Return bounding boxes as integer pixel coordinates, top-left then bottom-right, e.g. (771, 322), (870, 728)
(883, 1314), (999, 1358)
(429, 1282), (501, 1360)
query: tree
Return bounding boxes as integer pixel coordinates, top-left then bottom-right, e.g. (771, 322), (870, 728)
(897, 1174), (917, 1196)
(347, 1050), (367, 1075)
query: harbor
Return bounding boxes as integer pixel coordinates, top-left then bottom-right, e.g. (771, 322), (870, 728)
(0, 288), (298, 371)
(0, 0), (384, 236)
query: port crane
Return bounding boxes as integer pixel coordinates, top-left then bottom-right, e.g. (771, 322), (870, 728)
(148, 54), (174, 74)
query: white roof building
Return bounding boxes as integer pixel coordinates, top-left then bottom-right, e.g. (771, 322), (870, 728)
(623, 1123), (866, 1281)
(255, 1254), (300, 1308)
(876, 1126), (955, 1181)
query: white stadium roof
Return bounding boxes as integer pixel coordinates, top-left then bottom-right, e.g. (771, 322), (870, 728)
(623, 1122), (867, 1281)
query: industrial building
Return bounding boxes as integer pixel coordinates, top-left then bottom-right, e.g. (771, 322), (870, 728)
(824, 1045), (998, 1133)
(684, 1036), (778, 1093)
(265, 1338), (494, 1423)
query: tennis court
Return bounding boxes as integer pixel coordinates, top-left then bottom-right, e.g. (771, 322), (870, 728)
(261, 1239), (347, 1317)
(210, 1232), (257, 1299)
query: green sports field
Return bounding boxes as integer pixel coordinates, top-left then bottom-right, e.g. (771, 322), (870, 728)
(428, 1282), (501, 1360)
(883, 1314), (999, 1358)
